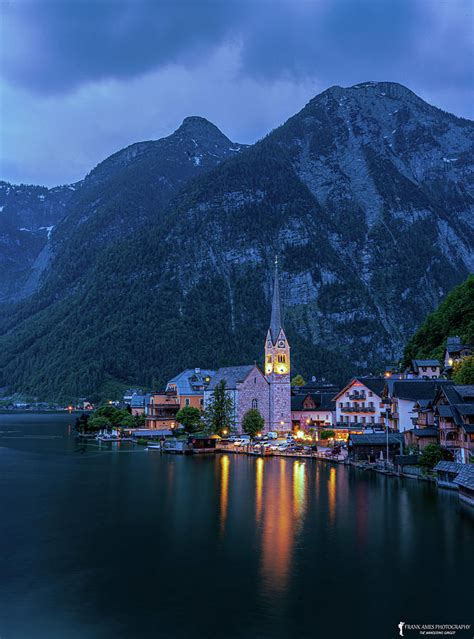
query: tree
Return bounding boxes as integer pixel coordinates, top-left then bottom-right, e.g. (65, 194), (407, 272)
(291, 374), (306, 386)
(242, 408), (265, 438)
(419, 443), (453, 472)
(86, 415), (110, 432)
(453, 356), (474, 384)
(176, 406), (202, 434)
(205, 380), (234, 436)
(320, 429), (335, 440)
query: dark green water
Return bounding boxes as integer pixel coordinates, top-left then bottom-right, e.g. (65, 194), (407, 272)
(0, 413), (472, 639)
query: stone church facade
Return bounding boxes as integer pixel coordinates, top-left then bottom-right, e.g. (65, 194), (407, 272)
(204, 264), (292, 433)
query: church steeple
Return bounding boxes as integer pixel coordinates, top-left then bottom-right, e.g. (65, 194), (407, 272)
(264, 258), (291, 432)
(269, 257), (283, 344)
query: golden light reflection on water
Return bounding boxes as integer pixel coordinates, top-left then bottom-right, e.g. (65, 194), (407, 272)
(255, 457), (264, 524)
(292, 460), (306, 523)
(328, 466), (336, 524)
(260, 458), (294, 594)
(219, 454), (230, 534)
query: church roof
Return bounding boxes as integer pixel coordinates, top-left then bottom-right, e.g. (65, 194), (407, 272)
(269, 263), (283, 343)
(208, 365), (263, 391)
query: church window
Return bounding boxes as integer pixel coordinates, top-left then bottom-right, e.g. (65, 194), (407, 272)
(267, 355), (271, 363)
(252, 398), (258, 409)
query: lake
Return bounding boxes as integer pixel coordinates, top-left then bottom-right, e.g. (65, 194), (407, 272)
(0, 413), (472, 639)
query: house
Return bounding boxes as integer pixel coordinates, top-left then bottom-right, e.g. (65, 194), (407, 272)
(404, 426), (438, 451)
(382, 364), (404, 379)
(188, 434), (219, 453)
(405, 359), (441, 379)
(130, 393), (146, 416)
(291, 392), (335, 431)
(145, 390), (180, 430)
(166, 368), (215, 410)
(444, 336), (473, 371)
(433, 384), (474, 463)
(433, 461), (467, 488)
(347, 433), (404, 463)
(333, 378), (386, 429)
(453, 465), (474, 507)
(383, 379), (451, 433)
(123, 388), (144, 404)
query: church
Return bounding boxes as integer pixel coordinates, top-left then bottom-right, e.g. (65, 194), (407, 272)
(204, 263), (292, 433)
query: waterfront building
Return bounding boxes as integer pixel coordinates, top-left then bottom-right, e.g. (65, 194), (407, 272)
(166, 368), (215, 409)
(453, 465), (474, 507)
(383, 379), (450, 433)
(347, 432), (404, 462)
(433, 384), (474, 463)
(291, 392), (335, 431)
(404, 359), (441, 379)
(204, 263), (292, 433)
(145, 390), (180, 430)
(433, 461), (467, 488)
(333, 378), (385, 429)
(130, 393), (146, 416)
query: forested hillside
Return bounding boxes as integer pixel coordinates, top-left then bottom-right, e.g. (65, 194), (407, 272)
(403, 275), (474, 365)
(0, 82), (473, 401)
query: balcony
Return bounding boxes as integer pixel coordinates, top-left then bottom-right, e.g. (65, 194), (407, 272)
(349, 392), (366, 400)
(340, 405), (376, 413)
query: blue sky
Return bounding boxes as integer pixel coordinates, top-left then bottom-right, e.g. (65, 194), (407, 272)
(1, 0), (473, 186)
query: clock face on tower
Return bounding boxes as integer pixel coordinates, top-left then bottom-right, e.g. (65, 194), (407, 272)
(278, 339), (285, 347)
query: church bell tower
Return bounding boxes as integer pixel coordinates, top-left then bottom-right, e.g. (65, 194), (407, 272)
(265, 259), (292, 432)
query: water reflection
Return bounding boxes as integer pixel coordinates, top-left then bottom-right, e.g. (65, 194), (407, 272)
(256, 457), (264, 524)
(261, 459), (305, 595)
(292, 460), (306, 525)
(219, 454), (230, 534)
(328, 466), (336, 524)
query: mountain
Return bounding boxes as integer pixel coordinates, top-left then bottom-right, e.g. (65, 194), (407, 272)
(0, 82), (473, 400)
(2, 117), (244, 304)
(0, 181), (76, 302)
(403, 274), (474, 365)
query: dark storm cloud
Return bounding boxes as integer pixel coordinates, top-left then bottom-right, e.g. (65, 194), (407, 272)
(2, 0), (472, 100)
(0, 0), (248, 92)
(0, 0), (472, 186)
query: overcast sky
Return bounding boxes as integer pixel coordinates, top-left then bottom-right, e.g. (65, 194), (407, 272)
(1, 0), (473, 187)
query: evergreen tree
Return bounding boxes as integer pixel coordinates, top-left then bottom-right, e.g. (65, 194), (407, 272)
(291, 374), (306, 386)
(242, 408), (265, 438)
(205, 380), (234, 436)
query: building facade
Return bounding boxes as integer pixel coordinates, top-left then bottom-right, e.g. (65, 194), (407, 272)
(166, 368), (215, 409)
(145, 391), (180, 430)
(434, 384), (474, 464)
(333, 378), (385, 428)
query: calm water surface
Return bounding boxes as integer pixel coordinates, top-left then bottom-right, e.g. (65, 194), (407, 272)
(0, 413), (472, 639)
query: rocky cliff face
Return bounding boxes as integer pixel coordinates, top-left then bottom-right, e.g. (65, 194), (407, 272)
(0, 82), (472, 399)
(0, 181), (77, 302)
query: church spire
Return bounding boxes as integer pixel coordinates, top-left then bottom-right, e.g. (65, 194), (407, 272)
(269, 256), (283, 343)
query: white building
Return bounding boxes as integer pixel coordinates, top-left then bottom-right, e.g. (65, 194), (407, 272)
(333, 378), (385, 428)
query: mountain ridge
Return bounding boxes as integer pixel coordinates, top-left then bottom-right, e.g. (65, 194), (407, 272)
(0, 81), (473, 400)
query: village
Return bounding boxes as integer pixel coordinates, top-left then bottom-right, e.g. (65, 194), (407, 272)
(74, 265), (474, 512)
